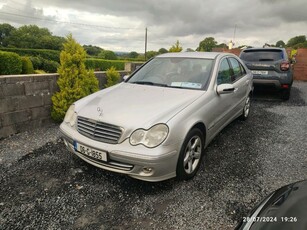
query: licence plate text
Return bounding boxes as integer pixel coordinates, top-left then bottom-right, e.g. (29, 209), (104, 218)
(74, 142), (107, 162)
(251, 70), (268, 75)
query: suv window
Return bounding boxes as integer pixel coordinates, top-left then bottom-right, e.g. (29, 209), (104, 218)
(240, 49), (285, 62)
(217, 59), (232, 85)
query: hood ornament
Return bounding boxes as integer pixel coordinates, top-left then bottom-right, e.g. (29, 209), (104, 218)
(97, 107), (103, 120)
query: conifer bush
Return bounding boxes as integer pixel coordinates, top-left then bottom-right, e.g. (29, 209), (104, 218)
(21, 56), (34, 74)
(51, 34), (99, 122)
(105, 66), (120, 88)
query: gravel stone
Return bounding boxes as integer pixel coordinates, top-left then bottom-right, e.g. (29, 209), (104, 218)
(0, 81), (306, 230)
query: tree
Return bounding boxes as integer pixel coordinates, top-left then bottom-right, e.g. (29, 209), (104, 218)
(7, 24), (65, 50)
(169, 40), (183, 52)
(197, 37), (217, 52)
(98, 50), (117, 60)
(51, 34), (99, 122)
(0, 23), (16, 46)
(105, 66), (120, 88)
(146, 50), (158, 59)
(9, 25), (51, 48)
(158, 48), (168, 54)
(40, 35), (66, 50)
(287, 35), (306, 47)
(275, 40), (286, 48)
(128, 51), (139, 58)
(83, 45), (104, 56)
(293, 41), (307, 49)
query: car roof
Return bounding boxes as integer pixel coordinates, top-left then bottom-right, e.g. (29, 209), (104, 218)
(156, 52), (226, 59)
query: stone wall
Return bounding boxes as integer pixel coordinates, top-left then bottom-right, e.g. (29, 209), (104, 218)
(0, 71), (128, 139)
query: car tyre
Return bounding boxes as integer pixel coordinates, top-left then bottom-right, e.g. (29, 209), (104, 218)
(239, 95), (251, 121)
(176, 128), (204, 180)
(281, 88), (290, 100)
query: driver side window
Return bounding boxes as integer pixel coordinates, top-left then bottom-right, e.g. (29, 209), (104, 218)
(217, 59), (232, 85)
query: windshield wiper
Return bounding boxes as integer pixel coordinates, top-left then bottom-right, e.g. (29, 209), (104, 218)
(131, 81), (168, 87)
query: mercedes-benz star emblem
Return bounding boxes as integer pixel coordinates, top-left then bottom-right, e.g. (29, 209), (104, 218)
(97, 107), (103, 117)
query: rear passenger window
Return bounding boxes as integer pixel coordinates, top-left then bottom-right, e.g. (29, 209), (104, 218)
(229, 58), (243, 81)
(217, 59), (232, 85)
(239, 63), (246, 75)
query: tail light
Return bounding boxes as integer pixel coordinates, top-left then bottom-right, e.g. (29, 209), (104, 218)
(280, 61), (290, 71)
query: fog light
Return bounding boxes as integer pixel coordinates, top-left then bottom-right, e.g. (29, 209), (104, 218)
(281, 84), (289, 89)
(142, 167), (153, 174)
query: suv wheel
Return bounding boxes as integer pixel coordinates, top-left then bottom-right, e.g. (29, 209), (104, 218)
(281, 88), (290, 100)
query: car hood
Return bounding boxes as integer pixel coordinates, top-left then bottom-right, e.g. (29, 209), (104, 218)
(75, 82), (204, 134)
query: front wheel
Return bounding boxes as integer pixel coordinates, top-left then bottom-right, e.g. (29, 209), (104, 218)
(176, 128), (204, 180)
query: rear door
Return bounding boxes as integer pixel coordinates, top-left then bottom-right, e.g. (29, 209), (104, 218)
(208, 56), (250, 137)
(228, 57), (249, 113)
(208, 58), (238, 136)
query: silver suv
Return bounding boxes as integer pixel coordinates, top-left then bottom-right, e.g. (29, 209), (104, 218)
(239, 48), (293, 100)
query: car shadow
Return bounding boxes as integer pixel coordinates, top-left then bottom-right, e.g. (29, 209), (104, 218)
(252, 86), (282, 101)
(252, 85), (306, 106)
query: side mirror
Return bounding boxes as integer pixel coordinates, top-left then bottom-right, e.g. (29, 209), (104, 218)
(217, 84), (236, 95)
(123, 75), (130, 82)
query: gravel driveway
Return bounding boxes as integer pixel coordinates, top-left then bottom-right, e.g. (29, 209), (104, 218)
(1, 81), (307, 230)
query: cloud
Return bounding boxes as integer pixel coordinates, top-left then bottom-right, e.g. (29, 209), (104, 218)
(0, 0), (306, 52)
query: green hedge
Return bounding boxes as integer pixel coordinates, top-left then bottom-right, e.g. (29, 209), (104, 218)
(29, 56), (59, 73)
(85, 58), (126, 71)
(21, 56), (34, 74)
(0, 47), (60, 62)
(0, 51), (22, 75)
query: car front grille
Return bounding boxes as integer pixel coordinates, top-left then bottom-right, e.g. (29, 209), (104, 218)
(77, 116), (122, 144)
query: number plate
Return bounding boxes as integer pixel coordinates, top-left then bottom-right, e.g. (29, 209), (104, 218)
(251, 70), (268, 75)
(74, 141), (107, 162)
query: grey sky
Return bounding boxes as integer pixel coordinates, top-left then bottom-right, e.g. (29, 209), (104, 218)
(0, 0), (306, 52)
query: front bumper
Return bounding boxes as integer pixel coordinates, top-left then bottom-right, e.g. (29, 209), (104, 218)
(60, 122), (179, 182)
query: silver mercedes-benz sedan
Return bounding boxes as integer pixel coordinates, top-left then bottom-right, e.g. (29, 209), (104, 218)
(60, 52), (253, 182)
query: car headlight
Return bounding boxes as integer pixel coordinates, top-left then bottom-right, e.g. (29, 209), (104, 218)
(64, 104), (77, 127)
(130, 124), (169, 148)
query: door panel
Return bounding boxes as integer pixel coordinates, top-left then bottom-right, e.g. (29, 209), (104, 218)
(208, 58), (236, 136)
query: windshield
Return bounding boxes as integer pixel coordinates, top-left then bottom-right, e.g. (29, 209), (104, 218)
(240, 49), (285, 62)
(127, 57), (213, 90)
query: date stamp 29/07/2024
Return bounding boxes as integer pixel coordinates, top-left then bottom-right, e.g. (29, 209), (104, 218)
(243, 216), (298, 223)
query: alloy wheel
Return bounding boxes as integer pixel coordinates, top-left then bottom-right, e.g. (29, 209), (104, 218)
(183, 136), (202, 174)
